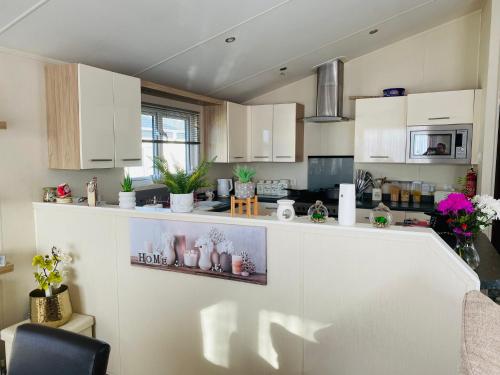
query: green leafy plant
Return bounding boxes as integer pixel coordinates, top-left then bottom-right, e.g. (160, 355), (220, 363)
(121, 174), (134, 192)
(32, 246), (72, 294)
(233, 165), (256, 183)
(153, 157), (213, 194)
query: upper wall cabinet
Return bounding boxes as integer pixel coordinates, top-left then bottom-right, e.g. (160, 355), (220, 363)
(45, 64), (141, 169)
(354, 97), (407, 163)
(249, 103), (304, 163)
(250, 105), (274, 162)
(406, 90), (475, 126)
(272, 103), (304, 163)
(204, 101), (248, 163)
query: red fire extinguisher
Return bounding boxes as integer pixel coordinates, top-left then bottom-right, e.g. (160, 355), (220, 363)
(465, 168), (477, 198)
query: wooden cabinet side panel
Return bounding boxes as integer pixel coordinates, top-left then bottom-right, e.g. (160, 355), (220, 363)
(45, 64), (81, 169)
(203, 103), (228, 163)
(295, 104), (305, 162)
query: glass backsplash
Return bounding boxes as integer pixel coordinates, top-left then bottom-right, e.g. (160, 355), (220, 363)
(308, 156), (354, 191)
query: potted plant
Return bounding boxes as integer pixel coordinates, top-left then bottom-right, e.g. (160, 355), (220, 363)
(233, 165), (256, 199)
(30, 246), (73, 327)
(119, 174), (136, 209)
(154, 158), (212, 213)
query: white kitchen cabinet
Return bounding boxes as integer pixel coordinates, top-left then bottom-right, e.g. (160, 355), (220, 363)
(250, 105), (274, 162)
(471, 89), (483, 164)
(227, 102), (248, 162)
(407, 90), (475, 126)
(113, 72), (142, 168)
(354, 97), (407, 163)
(272, 103), (304, 162)
(78, 64), (115, 169)
(204, 101), (248, 163)
(45, 63), (141, 169)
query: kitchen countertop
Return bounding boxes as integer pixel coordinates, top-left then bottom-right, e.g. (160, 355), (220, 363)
(356, 199), (436, 213)
(475, 234), (500, 300)
(211, 196), (436, 214)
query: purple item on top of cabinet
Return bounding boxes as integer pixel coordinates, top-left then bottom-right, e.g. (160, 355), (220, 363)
(383, 88), (405, 97)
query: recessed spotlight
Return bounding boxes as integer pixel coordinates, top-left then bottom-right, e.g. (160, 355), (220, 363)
(369, 29), (378, 35)
(225, 37), (236, 43)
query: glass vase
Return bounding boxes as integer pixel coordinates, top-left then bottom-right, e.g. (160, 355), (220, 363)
(454, 235), (480, 270)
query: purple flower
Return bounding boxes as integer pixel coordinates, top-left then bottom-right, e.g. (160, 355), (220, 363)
(453, 227), (473, 237)
(437, 193), (474, 215)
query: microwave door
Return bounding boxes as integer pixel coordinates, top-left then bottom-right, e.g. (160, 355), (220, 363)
(409, 130), (456, 162)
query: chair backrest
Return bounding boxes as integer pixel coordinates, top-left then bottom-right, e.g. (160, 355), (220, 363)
(461, 290), (500, 375)
(9, 323), (110, 375)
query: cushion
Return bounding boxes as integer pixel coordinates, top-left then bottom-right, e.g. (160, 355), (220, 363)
(461, 290), (500, 375)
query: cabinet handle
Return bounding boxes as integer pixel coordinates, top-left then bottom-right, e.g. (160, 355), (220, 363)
(369, 156), (389, 159)
(90, 159), (113, 162)
(254, 156), (269, 159)
(428, 116), (450, 120)
(122, 158), (141, 161)
(275, 156), (292, 159)
(232, 156), (245, 159)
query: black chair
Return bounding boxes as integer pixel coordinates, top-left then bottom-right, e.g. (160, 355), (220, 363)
(8, 323), (110, 375)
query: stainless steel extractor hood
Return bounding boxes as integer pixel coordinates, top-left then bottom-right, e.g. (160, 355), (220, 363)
(305, 58), (349, 122)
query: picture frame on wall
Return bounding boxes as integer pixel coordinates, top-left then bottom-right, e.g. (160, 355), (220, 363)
(129, 218), (267, 285)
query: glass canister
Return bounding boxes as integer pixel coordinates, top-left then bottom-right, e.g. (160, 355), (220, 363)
(307, 200), (329, 223)
(411, 181), (422, 203)
(390, 182), (400, 203)
(369, 203), (393, 228)
(400, 182), (411, 203)
(256, 180), (264, 195)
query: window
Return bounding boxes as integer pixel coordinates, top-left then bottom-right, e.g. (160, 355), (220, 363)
(127, 104), (201, 180)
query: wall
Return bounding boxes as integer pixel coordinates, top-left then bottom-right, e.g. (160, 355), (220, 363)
(0, 47), (124, 327)
(226, 12), (482, 190)
(33, 203), (479, 375)
(477, 0), (500, 195)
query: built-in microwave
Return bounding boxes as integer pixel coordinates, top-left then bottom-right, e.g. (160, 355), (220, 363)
(406, 124), (472, 164)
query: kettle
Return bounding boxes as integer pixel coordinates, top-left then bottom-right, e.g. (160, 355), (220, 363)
(217, 179), (233, 197)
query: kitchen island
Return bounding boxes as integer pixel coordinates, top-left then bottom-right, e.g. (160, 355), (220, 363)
(32, 202), (478, 375)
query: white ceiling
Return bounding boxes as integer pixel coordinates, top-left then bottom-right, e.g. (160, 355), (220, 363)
(0, 0), (482, 102)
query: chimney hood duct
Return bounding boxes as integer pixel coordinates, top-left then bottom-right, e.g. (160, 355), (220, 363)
(305, 59), (349, 122)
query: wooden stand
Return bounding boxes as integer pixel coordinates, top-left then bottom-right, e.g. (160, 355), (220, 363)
(230, 196), (259, 217)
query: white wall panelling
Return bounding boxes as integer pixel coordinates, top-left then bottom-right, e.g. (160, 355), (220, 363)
(33, 203), (478, 375)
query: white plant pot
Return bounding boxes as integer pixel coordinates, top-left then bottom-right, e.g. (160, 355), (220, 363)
(170, 193), (194, 213)
(119, 191), (136, 209)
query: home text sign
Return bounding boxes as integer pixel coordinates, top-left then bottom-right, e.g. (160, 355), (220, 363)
(129, 218), (267, 285)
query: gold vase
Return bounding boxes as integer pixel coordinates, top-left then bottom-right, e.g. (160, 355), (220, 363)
(30, 285), (73, 327)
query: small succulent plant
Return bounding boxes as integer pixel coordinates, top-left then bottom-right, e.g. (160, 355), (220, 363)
(121, 174), (134, 192)
(233, 165), (256, 183)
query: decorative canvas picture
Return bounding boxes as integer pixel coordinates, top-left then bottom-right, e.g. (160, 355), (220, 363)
(129, 218), (267, 285)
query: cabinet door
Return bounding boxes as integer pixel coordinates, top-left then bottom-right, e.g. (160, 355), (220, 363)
(273, 103), (297, 162)
(354, 97), (406, 163)
(250, 105), (273, 162)
(204, 104), (228, 163)
(227, 102), (248, 162)
(78, 64), (115, 169)
(471, 89), (483, 165)
(113, 73), (142, 168)
(407, 90), (474, 126)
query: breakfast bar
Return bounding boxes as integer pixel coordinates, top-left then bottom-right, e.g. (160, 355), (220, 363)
(33, 202), (478, 375)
